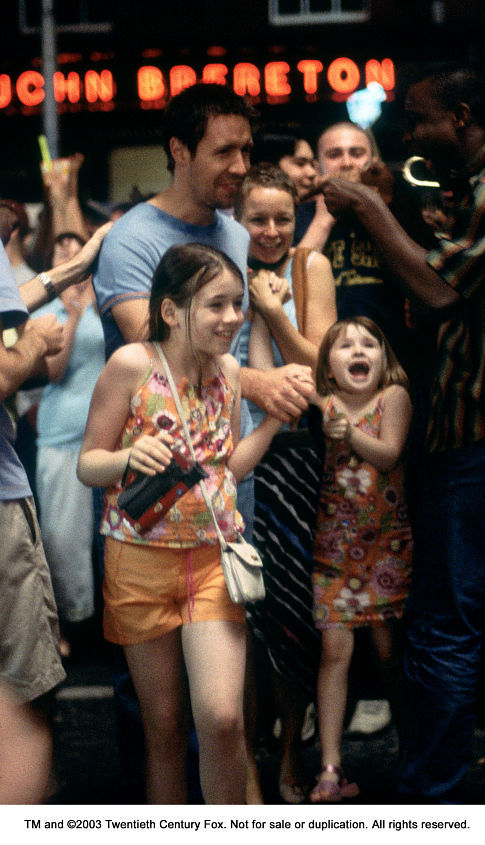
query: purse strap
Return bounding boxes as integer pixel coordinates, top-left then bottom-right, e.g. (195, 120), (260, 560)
(153, 342), (228, 549)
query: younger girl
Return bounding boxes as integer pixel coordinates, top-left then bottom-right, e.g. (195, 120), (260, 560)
(77, 243), (282, 804)
(309, 316), (413, 802)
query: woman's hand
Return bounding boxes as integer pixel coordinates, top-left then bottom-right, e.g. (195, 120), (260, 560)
(249, 269), (291, 316)
(128, 431), (175, 476)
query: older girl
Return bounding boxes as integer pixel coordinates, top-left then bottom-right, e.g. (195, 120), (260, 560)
(78, 243), (283, 804)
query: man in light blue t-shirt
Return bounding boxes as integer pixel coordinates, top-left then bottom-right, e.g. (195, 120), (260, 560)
(94, 83), (313, 452)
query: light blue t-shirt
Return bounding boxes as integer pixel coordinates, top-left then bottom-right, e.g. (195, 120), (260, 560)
(94, 202), (250, 361)
(36, 300), (105, 449)
(0, 242), (31, 499)
(93, 200), (253, 445)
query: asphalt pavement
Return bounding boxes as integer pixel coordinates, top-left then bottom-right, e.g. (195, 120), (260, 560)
(47, 631), (485, 807)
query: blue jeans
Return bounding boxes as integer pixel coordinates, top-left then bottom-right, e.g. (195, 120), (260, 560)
(397, 440), (485, 803)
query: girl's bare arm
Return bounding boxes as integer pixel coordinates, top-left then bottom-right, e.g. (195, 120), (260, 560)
(325, 385), (412, 472)
(221, 353), (281, 483)
(77, 345), (173, 487)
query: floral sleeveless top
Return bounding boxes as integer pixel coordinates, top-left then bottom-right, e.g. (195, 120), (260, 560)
(101, 345), (244, 547)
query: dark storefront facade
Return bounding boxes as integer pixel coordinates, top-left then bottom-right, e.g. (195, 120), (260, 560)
(1, 1), (483, 203)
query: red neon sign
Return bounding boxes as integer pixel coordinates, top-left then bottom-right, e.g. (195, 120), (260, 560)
(297, 60), (324, 95)
(138, 66), (166, 101)
(327, 58), (361, 94)
(233, 63), (261, 97)
(169, 65), (197, 97)
(0, 58), (396, 111)
(264, 61), (291, 97)
(365, 58), (395, 91)
(16, 70), (45, 106)
(53, 71), (81, 103)
(85, 70), (115, 103)
(202, 64), (229, 85)
(0, 74), (12, 108)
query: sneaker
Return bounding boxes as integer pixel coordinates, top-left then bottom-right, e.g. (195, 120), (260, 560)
(346, 699), (392, 735)
(301, 702), (316, 742)
(272, 703), (316, 743)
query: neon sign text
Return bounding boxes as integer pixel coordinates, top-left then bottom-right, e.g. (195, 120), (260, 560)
(0, 58), (395, 110)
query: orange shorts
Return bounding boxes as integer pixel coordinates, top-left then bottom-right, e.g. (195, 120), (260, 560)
(103, 537), (245, 645)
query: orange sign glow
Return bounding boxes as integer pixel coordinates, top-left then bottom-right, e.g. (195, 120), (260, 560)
(365, 58), (395, 91)
(16, 70), (45, 107)
(264, 61), (291, 97)
(53, 71), (81, 103)
(84, 70), (115, 103)
(169, 65), (197, 97)
(233, 63), (261, 97)
(297, 60), (324, 95)
(0, 74), (12, 108)
(138, 66), (166, 101)
(202, 64), (229, 85)
(0, 57), (396, 112)
(327, 58), (361, 94)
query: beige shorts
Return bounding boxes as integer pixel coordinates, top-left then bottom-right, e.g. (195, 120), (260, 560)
(0, 498), (66, 703)
(103, 537), (245, 645)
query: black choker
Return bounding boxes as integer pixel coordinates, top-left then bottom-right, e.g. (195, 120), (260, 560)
(247, 254), (289, 273)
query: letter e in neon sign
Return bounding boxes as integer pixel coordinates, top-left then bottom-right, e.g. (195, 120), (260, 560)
(265, 62), (291, 97)
(202, 64), (228, 85)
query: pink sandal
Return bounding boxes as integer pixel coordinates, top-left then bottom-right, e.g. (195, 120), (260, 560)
(309, 764), (360, 803)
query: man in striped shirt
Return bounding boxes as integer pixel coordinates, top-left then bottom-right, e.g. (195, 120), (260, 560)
(320, 66), (485, 803)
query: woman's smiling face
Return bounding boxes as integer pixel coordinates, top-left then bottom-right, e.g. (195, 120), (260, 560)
(239, 186), (295, 266)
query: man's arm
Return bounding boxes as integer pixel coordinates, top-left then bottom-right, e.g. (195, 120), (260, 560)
(110, 298), (150, 343)
(240, 364), (314, 424)
(0, 315), (63, 400)
(19, 222), (112, 313)
(322, 179), (459, 311)
(297, 194), (335, 252)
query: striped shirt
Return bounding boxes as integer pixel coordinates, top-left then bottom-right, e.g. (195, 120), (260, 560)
(425, 145), (485, 452)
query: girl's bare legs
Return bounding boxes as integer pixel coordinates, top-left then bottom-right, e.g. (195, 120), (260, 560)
(244, 630), (265, 804)
(183, 619), (247, 804)
(124, 630), (191, 804)
(370, 620), (404, 737)
(312, 627), (354, 799)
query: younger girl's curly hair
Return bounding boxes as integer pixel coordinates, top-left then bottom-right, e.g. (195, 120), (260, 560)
(315, 316), (409, 396)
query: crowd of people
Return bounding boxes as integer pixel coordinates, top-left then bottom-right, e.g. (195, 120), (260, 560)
(1, 65), (484, 807)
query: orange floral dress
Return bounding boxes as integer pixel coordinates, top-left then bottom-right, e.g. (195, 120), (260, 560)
(312, 395), (413, 629)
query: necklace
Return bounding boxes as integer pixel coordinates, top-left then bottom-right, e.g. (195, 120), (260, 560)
(247, 253), (290, 273)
